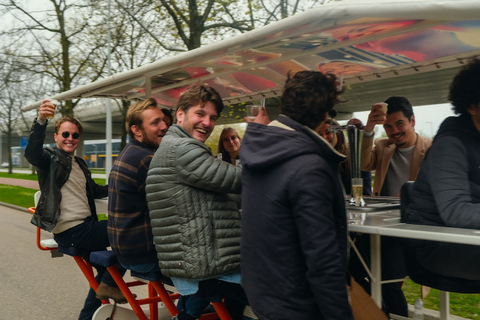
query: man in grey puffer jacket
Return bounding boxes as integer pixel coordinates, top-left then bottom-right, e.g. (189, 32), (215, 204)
(146, 85), (268, 320)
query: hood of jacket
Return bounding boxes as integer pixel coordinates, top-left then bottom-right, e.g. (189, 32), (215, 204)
(240, 115), (345, 170)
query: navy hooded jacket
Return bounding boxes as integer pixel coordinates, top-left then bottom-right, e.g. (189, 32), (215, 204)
(240, 115), (353, 320)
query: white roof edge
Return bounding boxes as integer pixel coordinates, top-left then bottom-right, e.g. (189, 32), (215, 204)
(22, 0), (480, 111)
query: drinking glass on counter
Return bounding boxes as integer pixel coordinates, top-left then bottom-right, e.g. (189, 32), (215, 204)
(351, 178), (364, 206)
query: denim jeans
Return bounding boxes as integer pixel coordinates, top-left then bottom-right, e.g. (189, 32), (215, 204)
(54, 217), (126, 320)
(121, 262), (211, 319)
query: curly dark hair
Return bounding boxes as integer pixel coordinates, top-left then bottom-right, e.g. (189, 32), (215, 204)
(280, 71), (342, 129)
(449, 58), (480, 115)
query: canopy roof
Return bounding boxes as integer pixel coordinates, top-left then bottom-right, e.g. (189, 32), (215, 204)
(23, 0), (480, 116)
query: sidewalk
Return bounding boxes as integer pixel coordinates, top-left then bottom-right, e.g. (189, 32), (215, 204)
(0, 177), (39, 189)
(0, 168), (106, 182)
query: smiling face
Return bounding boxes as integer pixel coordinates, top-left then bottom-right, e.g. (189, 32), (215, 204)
(54, 121), (80, 156)
(132, 107), (168, 149)
(222, 130), (241, 154)
(176, 101), (218, 143)
(383, 111), (416, 148)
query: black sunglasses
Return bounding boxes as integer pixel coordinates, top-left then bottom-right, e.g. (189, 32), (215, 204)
(61, 131), (80, 139)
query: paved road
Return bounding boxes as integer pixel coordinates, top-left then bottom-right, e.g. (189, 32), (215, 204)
(0, 205), (90, 319)
(0, 204), (153, 319)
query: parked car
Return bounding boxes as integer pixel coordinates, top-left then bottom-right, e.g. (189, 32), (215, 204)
(1, 162), (9, 168)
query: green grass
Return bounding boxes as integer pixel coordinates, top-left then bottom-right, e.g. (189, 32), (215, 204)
(89, 169), (106, 174)
(0, 185), (38, 208)
(0, 171), (106, 186)
(0, 172), (106, 208)
(0, 172), (39, 181)
(403, 280), (480, 319)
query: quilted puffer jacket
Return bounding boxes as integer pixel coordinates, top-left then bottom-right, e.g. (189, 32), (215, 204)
(146, 124), (242, 279)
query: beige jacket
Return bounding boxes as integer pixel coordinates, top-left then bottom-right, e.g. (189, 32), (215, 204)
(361, 133), (432, 196)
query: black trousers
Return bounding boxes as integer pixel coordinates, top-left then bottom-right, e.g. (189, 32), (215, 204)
(54, 217), (126, 320)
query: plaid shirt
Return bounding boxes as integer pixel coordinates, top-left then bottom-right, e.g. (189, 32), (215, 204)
(107, 138), (158, 266)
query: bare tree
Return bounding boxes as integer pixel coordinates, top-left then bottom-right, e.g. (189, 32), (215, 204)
(148, 0), (254, 50)
(0, 50), (42, 173)
(259, 0), (332, 23)
(0, 0), (110, 116)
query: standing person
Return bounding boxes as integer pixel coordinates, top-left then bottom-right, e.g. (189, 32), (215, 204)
(146, 85), (267, 320)
(24, 99), (127, 320)
(240, 71), (353, 320)
(361, 96), (432, 197)
(406, 58), (480, 279)
(217, 127), (242, 165)
(356, 96), (432, 317)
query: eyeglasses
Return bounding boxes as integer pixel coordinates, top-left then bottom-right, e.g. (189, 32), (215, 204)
(61, 131), (80, 139)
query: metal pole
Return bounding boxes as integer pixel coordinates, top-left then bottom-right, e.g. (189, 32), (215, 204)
(105, 0), (113, 178)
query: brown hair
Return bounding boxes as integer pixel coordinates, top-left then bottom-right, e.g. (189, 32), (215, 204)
(54, 115), (83, 136)
(175, 85), (224, 118)
(126, 98), (158, 139)
(217, 127), (242, 154)
(325, 118), (351, 185)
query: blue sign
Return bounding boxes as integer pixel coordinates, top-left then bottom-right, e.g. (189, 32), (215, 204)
(20, 137), (28, 150)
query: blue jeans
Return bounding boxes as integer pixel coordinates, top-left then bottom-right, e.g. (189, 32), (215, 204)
(121, 262), (211, 319)
(54, 217), (126, 320)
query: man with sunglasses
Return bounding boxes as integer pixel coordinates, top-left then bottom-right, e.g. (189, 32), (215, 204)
(24, 99), (127, 320)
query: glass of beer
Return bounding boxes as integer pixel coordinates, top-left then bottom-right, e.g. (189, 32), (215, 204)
(45, 99), (58, 119)
(246, 105), (261, 120)
(351, 178), (364, 206)
(376, 102), (388, 125)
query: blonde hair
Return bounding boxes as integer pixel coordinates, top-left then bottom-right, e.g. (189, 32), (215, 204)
(217, 127), (242, 163)
(126, 98), (158, 139)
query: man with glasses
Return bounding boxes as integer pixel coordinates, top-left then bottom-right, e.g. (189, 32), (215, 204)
(24, 99), (127, 320)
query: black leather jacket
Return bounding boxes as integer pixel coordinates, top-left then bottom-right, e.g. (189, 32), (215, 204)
(24, 119), (107, 232)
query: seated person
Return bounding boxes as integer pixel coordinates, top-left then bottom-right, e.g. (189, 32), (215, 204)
(161, 108), (174, 127)
(217, 127), (242, 165)
(108, 98), (210, 318)
(352, 97), (432, 317)
(406, 58), (480, 280)
(146, 86), (269, 320)
(24, 101), (127, 319)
